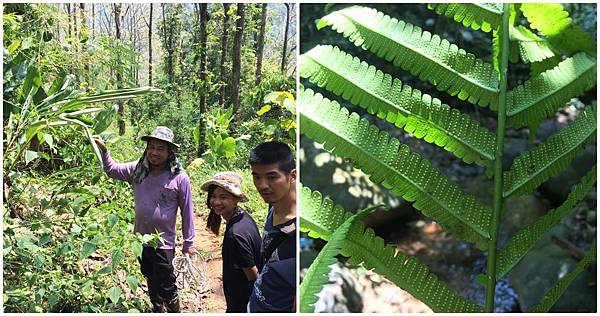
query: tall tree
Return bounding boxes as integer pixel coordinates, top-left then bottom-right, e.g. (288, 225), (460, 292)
(231, 4), (245, 116)
(148, 3), (153, 86)
(281, 3), (291, 73)
(114, 3), (125, 135)
(254, 3), (267, 86)
(196, 3), (209, 156)
(219, 3), (230, 107)
(65, 4), (72, 40)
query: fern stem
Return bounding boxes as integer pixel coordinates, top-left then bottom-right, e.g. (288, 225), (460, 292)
(485, 3), (510, 312)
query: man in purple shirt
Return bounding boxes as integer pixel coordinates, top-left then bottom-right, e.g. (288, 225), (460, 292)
(94, 126), (195, 312)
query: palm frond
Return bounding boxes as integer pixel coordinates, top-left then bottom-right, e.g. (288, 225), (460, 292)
(530, 240), (596, 312)
(503, 103), (596, 198)
(299, 183), (352, 242)
(342, 220), (484, 312)
(427, 3), (503, 33)
(299, 87), (492, 249)
(317, 6), (500, 109)
(300, 45), (496, 166)
(496, 165), (597, 279)
(521, 3), (596, 55)
(507, 53), (596, 129)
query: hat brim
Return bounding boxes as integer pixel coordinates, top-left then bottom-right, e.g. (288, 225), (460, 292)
(141, 135), (180, 149)
(201, 180), (249, 202)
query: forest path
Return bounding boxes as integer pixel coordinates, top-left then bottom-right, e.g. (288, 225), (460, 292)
(179, 213), (226, 312)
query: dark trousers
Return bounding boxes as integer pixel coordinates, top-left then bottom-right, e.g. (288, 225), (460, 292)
(139, 247), (178, 309)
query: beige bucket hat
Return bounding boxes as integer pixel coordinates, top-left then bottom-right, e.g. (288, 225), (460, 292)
(201, 171), (249, 202)
(141, 126), (180, 149)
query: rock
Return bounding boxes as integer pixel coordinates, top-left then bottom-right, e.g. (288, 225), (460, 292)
(508, 225), (596, 312)
(312, 263), (433, 313)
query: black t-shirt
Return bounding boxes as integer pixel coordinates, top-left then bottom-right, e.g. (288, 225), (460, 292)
(222, 209), (263, 312)
(261, 206), (296, 264)
(248, 257), (295, 312)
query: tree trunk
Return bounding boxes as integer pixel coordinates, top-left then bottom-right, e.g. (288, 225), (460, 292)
(73, 4), (78, 41)
(66, 4), (72, 40)
(219, 3), (230, 107)
(80, 3), (89, 74)
(197, 3), (208, 157)
(114, 3), (125, 135)
(231, 4), (245, 117)
(148, 3), (153, 86)
(254, 3), (267, 86)
(281, 3), (291, 73)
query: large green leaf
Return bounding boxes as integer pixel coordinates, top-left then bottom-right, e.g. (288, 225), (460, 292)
(342, 220), (484, 312)
(299, 183), (352, 242)
(496, 165), (596, 279)
(300, 205), (376, 312)
(521, 3), (596, 55)
(300, 45), (496, 166)
(507, 53), (596, 129)
(316, 6), (499, 109)
(428, 3), (502, 33)
(530, 240), (596, 312)
(503, 103), (596, 198)
(300, 87), (491, 249)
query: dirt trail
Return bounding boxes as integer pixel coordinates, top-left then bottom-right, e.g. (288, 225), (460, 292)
(179, 213), (226, 312)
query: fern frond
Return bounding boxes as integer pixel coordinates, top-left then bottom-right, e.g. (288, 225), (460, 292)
(503, 103), (596, 198)
(299, 87), (492, 249)
(298, 228), (345, 313)
(530, 240), (596, 312)
(496, 165), (597, 279)
(530, 56), (561, 78)
(507, 53), (596, 129)
(342, 220), (484, 312)
(521, 3), (596, 55)
(427, 3), (502, 33)
(299, 183), (352, 242)
(509, 25), (557, 63)
(299, 205), (374, 312)
(300, 45), (496, 165)
(317, 6), (500, 109)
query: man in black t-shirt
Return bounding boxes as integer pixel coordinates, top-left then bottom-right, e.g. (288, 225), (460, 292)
(248, 141), (297, 312)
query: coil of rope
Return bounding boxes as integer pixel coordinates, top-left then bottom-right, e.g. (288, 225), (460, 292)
(173, 252), (210, 297)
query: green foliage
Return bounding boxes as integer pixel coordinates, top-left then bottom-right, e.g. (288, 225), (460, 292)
(317, 6), (499, 109)
(503, 103), (596, 197)
(300, 3), (596, 313)
(496, 166), (597, 280)
(300, 44), (496, 166)
(300, 87), (491, 250)
(427, 3), (502, 33)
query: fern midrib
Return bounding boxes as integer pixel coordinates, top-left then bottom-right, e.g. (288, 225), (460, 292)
(338, 10), (499, 95)
(304, 53), (495, 161)
(507, 59), (596, 117)
(301, 109), (490, 239)
(503, 126), (595, 197)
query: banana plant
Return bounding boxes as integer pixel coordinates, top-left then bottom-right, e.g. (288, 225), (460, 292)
(299, 3), (596, 312)
(4, 64), (162, 172)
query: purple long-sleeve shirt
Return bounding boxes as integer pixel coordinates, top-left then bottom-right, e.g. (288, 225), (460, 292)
(101, 150), (195, 251)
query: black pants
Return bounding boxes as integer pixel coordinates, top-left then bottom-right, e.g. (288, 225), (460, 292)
(139, 247), (178, 307)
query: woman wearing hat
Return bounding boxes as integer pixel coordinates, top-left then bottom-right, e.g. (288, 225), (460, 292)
(94, 126), (195, 313)
(201, 172), (263, 313)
